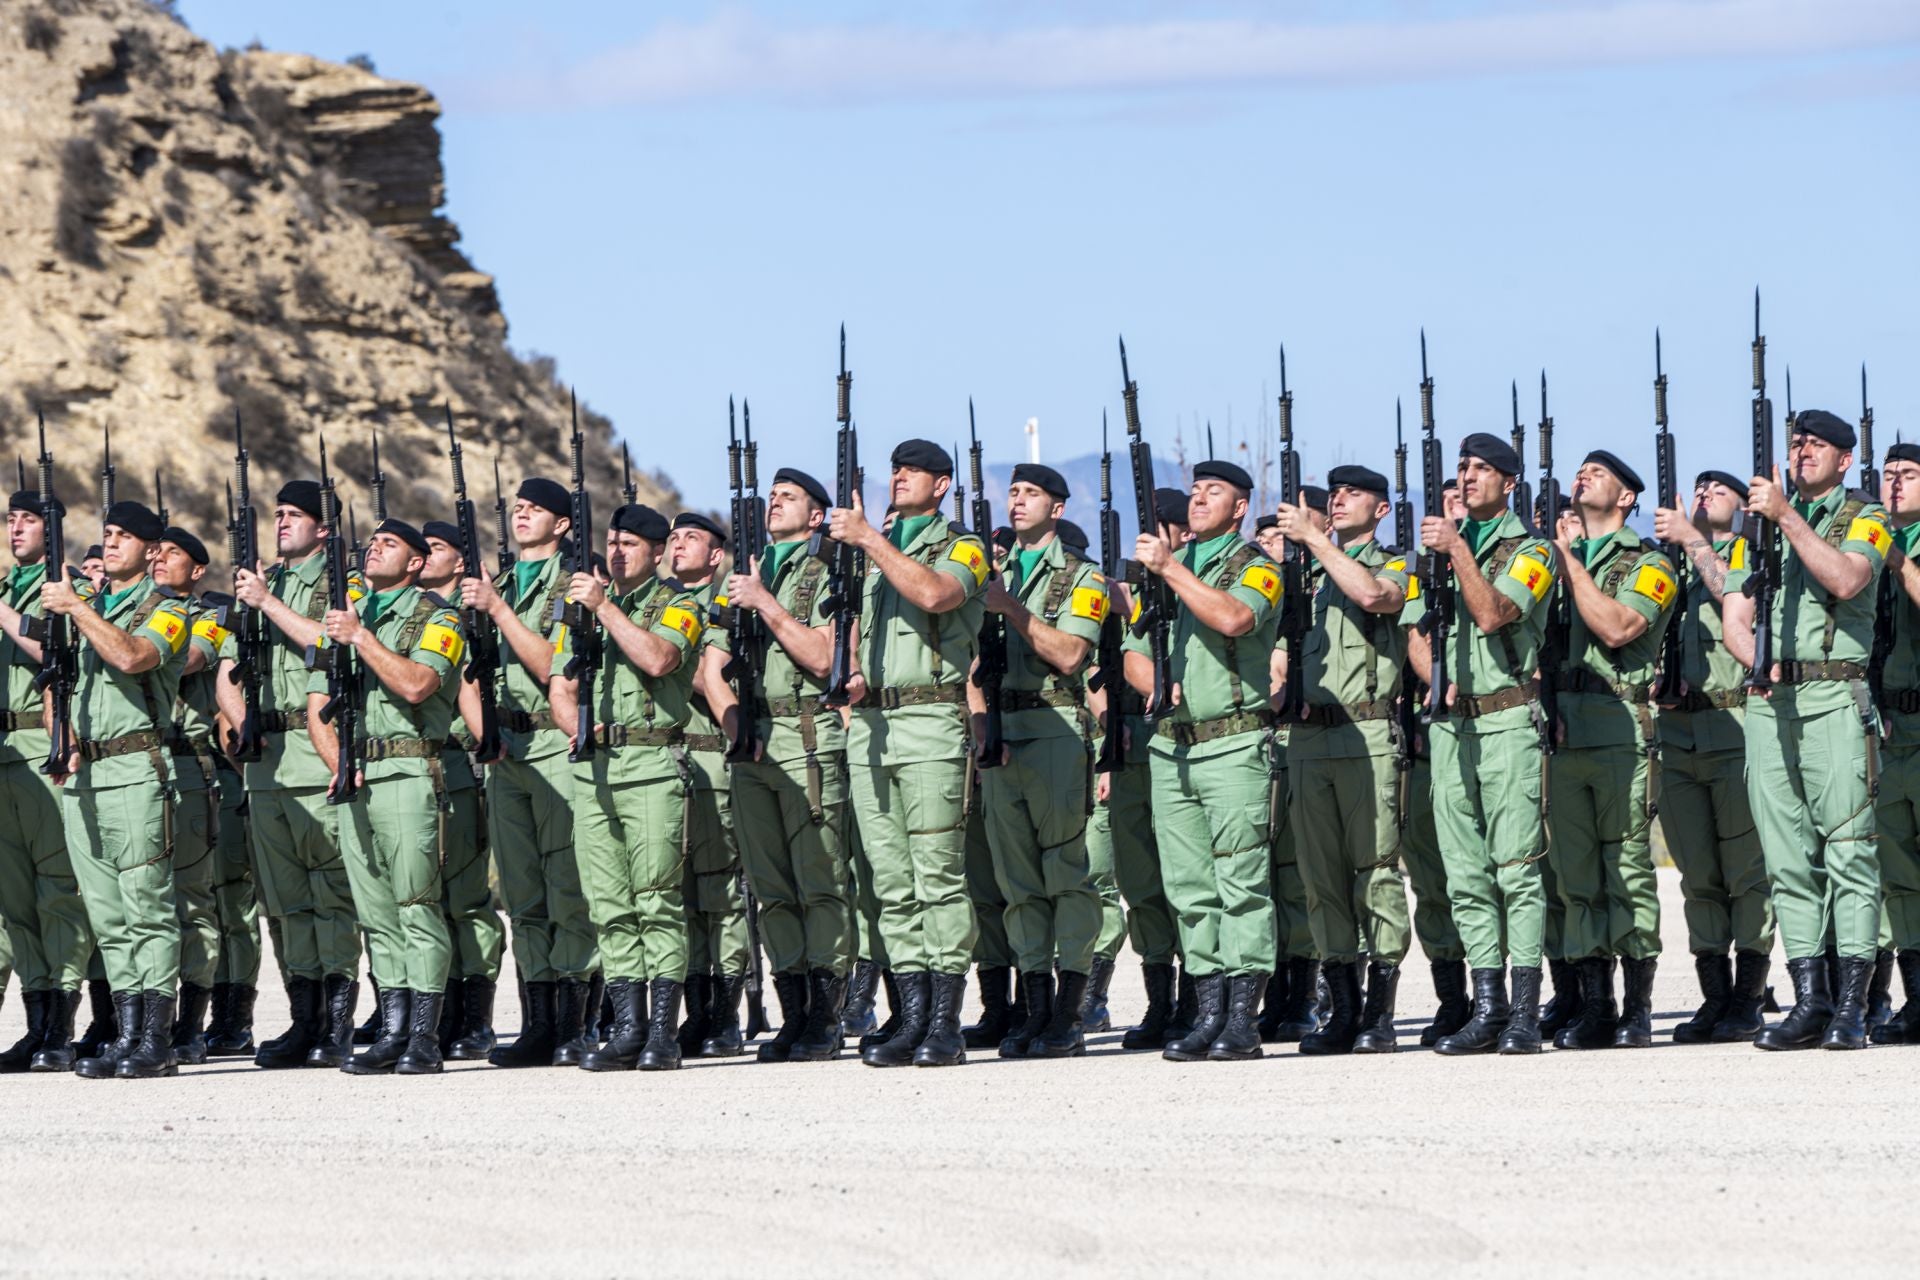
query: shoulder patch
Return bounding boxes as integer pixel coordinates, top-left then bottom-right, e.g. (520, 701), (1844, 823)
(1728, 537), (1748, 572)
(419, 621), (466, 664)
(1238, 562), (1283, 606)
(146, 608), (189, 653)
(1507, 550), (1555, 601)
(948, 539), (989, 586)
(1070, 585), (1109, 622)
(1405, 573), (1422, 601)
(660, 604), (704, 644)
(1631, 564), (1678, 610)
(192, 615), (230, 649)
(1385, 558), (1407, 575)
(1848, 515), (1891, 555)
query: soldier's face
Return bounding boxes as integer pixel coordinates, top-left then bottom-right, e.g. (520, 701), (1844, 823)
(766, 483), (822, 539)
(890, 465), (946, 515)
(1572, 463), (1630, 517)
(513, 499), (567, 547)
(606, 530), (656, 587)
(1883, 463), (1920, 519)
(1186, 480), (1248, 539)
(668, 528), (723, 578)
(1695, 482), (1742, 528)
(7, 509), (46, 562)
(152, 542), (206, 591)
(1455, 460), (1512, 517)
(100, 527), (151, 578)
(422, 537), (463, 585)
(1005, 482), (1061, 536)
(275, 505), (322, 558)
(1442, 487), (1466, 521)
(1328, 486), (1386, 537)
(1787, 434), (1850, 491)
(1254, 527), (1284, 558)
(363, 532), (422, 585)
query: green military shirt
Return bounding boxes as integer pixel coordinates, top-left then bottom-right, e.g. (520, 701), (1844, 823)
(740, 539), (845, 767)
(1001, 535), (1107, 743)
(1724, 485), (1890, 716)
(1295, 537), (1410, 760)
(305, 584), (465, 783)
(1559, 525), (1677, 749)
(174, 597), (229, 753)
(1, 560), (50, 767)
(496, 552), (570, 764)
(1153, 530), (1284, 759)
(558, 575), (702, 786)
(1420, 509), (1555, 727)
(1877, 523), (1920, 747)
(219, 551), (341, 792)
(72, 576), (194, 790)
(1658, 534), (1750, 754)
(676, 576), (729, 788)
(848, 514), (988, 764)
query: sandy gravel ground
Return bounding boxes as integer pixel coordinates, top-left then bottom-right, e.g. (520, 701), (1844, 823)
(0, 867), (1911, 1278)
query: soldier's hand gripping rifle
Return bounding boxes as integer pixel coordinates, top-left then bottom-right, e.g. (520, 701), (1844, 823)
(816, 326), (862, 708)
(29, 414), (77, 778)
(1509, 381), (1534, 532)
(1119, 337), (1174, 718)
(446, 407), (503, 762)
(1537, 371), (1564, 752)
(719, 399), (767, 761)
(1415, 332), (1453, 722)
(1275, 347), (1309, 720)
(1652, 331), (1687, 703)
(224, 411), (267, 760)
(1742, 290), (1780, 693)
(1090, 411), (1126, 773)
(968, 402), (1007, 770)
(552, 391), (599, 763)
(306, 440), (361, 805)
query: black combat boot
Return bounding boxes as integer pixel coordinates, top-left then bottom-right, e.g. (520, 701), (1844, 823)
(1614, 957), (1657, 1048)
(1754, 956), (1832, 1051)
(204, 984), (256, 1057)
(304, 975), (359, 1069)
(1256, 963), (1289, 1042)
(489, 980), (559, 1067)
(1420, 960), (1471, 1047)
(1082, 955), (1115, 1033)
(1120, 963), (1175, 1050)
(637, 978), (686, 1072)
(1538, 958), (1583, 1039)
(1865, 949), (1896, 1037)
(1167, 967), (1199, 1045)
(1030, 971), (1088, 1059)
(396, 991), (446, 1074)
(436, 977), (465, 1054)
(1554, 957), (1618, 1051)
(583, 971), (606, 1042)
(1821, 955), (1875, 1050)
(757, 972), (810, 1063)
(255, 977), (323, 1069)
(1272, 957), (1320, 1042)
(71, 978), (116, 1059)
(581, 979), (647, 1071)
(1000, 970), (1053, 1059)
(353, 978), (384, 1045)
(1871, 950), (1920, 1044)
(448, 977), (497, 1060)
(0, 990), (51, 1072)
(1163, 974), (1228, 1062)
(841, 959), (880, 1039)
(790, 969), (847, 1062)
(1300, 962), (1363, 1055)
(1353, 962), (1401, 1054)
(676, 974), (712, 1059)
(1434, 969), (1509, 1056)
(1714, 951), (1769, 1042)
(30, 989), (81, 1072)
(1673, 952), (1732, 1044)
(115, 991), (179, 1079)
(860, 970), (902, 1049)
(1207, 973), (1267, 1061)
(1497, 967), (1543, 1054)
(913, 972), (968, 1067)
(701, 975), (748, 1057)
(77, 991), (142, 1079)
(345, 987), (413, 1075)
(552, 980), (595, 1067)
(862, 972), (932, 1068)
(171, 983), (212, 1066)
(962, 965), (1013, 1050)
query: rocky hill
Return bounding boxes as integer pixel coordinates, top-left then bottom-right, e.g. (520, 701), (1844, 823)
(0, 0), (676, 568)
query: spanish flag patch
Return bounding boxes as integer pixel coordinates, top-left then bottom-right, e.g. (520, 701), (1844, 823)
(1239, 563), (1283, 605)
(1070, 586), (1109, 622)
(1508, 552), (1554, 601)
(1848, 516), (1891, 555)
(147, 610), (188, 652)
(661, 605), (703, 644)
(419, 623), (466, 664)
(948, 540), (989, 586)
(1632, 564), (1678, 610)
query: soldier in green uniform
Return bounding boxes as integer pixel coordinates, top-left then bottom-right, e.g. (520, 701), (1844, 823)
(827, 440), (986, 1069)
(551, 503), (702, 1072)
(959, 529), (1019, 1047)
(718, 467), (857, 1063)
(1866, 445), (1920, 1042)
(1274, 464), (1416, 1054)
(664, 511), (752, 1057)
(1410, 433), (1556, 1057)
(219, 481), (362, 1068)
(1542, 451), (1678, 1049)
(458, 477), (597, 1068)
(1650, 472), (1773, 1042)
(45, 501), (195, 1079)
(191, 590), (261, 1058)
(0, 487), (93, 1073)
(1126, 460), (1285, 1063)
(970, 464), (1106, 1058)
(1724, 409), (1890, 1050)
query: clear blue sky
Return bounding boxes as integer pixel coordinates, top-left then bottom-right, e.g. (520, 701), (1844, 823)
(177, 1), (1919, 513)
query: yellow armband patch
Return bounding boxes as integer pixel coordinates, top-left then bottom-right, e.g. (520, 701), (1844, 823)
(1128, 593), (1142, 626)
(1728, 537), (1748, 572)
(1239, 563), (1283, 606)
(1631, 564), (1677, 610)
(660, 605), (704, 645)
(1405, 574), (1422, 601)
(192, 616), (230, 649)
(1849, 516), (1891, 555)
(1508, 552), (1554, 601)
(1386, 558), (1407, 575)
(147, 609), (188, 653)
(948, 540), (988, 586)
(1070, 586), (1109, 622)
(419, 623), (466, 664)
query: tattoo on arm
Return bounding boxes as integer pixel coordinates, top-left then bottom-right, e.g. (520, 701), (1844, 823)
(1688, 543), (1727, 597)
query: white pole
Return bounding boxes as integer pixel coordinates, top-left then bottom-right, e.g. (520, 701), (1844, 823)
(1024, 417), (1040, 464)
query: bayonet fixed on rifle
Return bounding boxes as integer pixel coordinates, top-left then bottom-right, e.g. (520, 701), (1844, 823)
(1510, 380), (1534, 532)
(817, 325), (862, 708)
(1090, 410), (1126, 773)
(491, 455), (514, 576)
(30, 413), (77, 778)
(717, 397), (767, 762)
(968, 401), (1006, 770)
(621, 443), (637, 508)
(154, 470), (168, 528)
(307, 439), (361, 805)
(445, 406), (503, 762)
(1743, 290), (1780, 692)
(99, 421), (115, 528)
(1119, 336), (1175, 719)
(1275, 346), (1307, 719)
(1652, 330), (1685, 704)
(1859, 365), (1878, 499)
(1415, 331), (1453, 722)
(225, 410), (267, 760)
(371, 426), (388, 522)
(1537, 370), (1564, 752)
(553, 390), (599, 762)
(1864, 365), (1894, 712)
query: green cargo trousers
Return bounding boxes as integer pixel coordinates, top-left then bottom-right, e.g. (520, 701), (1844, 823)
(732, 753), (853, 976)
(1267, 753), (1315, 963)
(1545, 741), (1661, 961)
(576, 774), (688, 982)
(683, 773), (749, 978)
(0, 759), (91, 990)
(1087, 811), (1127, 964)
(440, 786), (503, 982)
(1429, 720), (1547, 971)
(1149, 734), (1277, 977)
(1402, 755), (1465, 963)
(1090, 756), (1179, 966)
(338, 774), (452, 992)
(63, 782), (180, 994)
(210, 768), (261, 986)
(1878, 735), (1920, 951)
(1747, 694), (1881, 960)
(962, 796), (1012, 968)
(847, 813), (887, 967)
(848, 756), (975, 974)
(249, 785), (359, 981)
(1291, 749), (1413, 966)
(1658, 739), (1773, 955)
(982, 734), (1102, 975)
(489, 751), (595, 983)
(171, 756), (221, 989)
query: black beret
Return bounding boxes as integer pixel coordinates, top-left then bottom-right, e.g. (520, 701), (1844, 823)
(610, 503), (669, 542)
(160, 526), (209, 566)
(1583, 449), (1645, 494)
(890, 439), (953, 475)
(1884, 445), (1920, 468)
(374, 517), (429, 557)
(1441, 479), (1458, 492)
(517, 477), (570, 518)
(1327, 465), (1389, 497)
(1460, 432), (1520, 476)
(991, 526), (1015, 552)
(82, 544), (103, 562)
(421, 520), (463, 548)
(1254, 514), (1279, 532)
(1793, 409), (1856, 450)
(1153, 487), (1190, 528)
(104, 500), (164, 542)
(772, 467), (830, 508)
(671, 511), (725, 541)
(276, 480), (322, 519)
(1694, 470), (1750, 500)
(1301, 484), (1329, 512)
(7, 489), (63, 519)
(1193, 459), (1253, 491)
(1056, 519), (1090, 551)
(1010, 463), (1069, 500)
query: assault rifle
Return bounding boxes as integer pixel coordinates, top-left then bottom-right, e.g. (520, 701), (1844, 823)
(492, 456), (514, 575)
(1510, 381), (1534, 532)
(1393, 400), (1419, 813)
(99, 422), (115, 530)
(224, 411), (267, 760)
(621, 443), (637, 507)
(1537, 372), (1565, 752)
(1859, 365), (1879, 499)
(371, 427), (388, 522)
(719, 398), (767, 761)
(816, 326), (861, 708)
(552, 391), (599, 762)
(1865, 366), (1894, 712)
(968, 403), (1006, 769)
(1415, 332), (1452, 722)
(1090, 411), (1126, 773)
(445, 406), (503, 762)
(30, 413), (77, 778)
(1118, 336), (1174, 718)
(1652, 331), (1686, 704)
(1275, 347), (1309, 719)
(1742, 290), (1780, 693)
(307, 440), (361, 804)
(154, 470), (168, 527)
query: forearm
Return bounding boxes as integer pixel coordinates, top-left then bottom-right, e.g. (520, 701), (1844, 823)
(867, 537), (964, 613)
(1565, 561), (1646, 649)
(259, 592), (322, 651)
(1123, 649), (1155, 699)
(213, 660), (245, 734)
(306, 692), (340, 773)
(1453, 554), (1519, 635)
(1684, 540), (1729, 601)
(1001, 600), (1090, 675)
(760, 602), (831, 678)
(598, 601), (679, 677)
(0, 603), (43, 663)
(1161, 560), (1254, 637)
(357, 637), (440, 705)
(1314, 539), (1401, 614)
(494, 607), (555, 684)
(1780, 511), (1871, 599)
(70, 608), (158, 674)
(1721, 594), (1757, 669)
(549, 675), (580, 738)
(1406, 627), (1433, 682)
